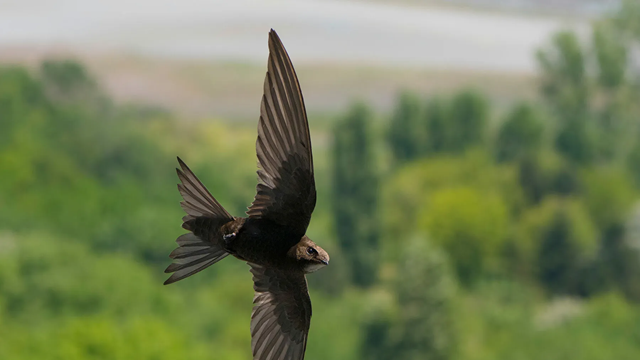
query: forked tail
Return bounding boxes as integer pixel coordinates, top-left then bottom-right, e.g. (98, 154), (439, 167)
(164, 157), (235, 285)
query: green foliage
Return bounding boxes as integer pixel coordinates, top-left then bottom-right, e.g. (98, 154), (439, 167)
(40, 59), (108, 108)
(387, 91), (423, 162)
(5, 5), (640, 357)
(1, 316), (210, 360)
(537, 20), (640, 166)
(456, 286), (640, 360)
(0, 235), (173, 322)
(581, 168), (636, 231)
(619, 209), (640, 301)
(628, 142), (640, 186)
(495, 102), (544, 163)
(380, 151), (522, 264)
(613, 0), (640, 38)
(362, 239), (456, 360)
(332, 102), (380, 287)
(593, 22), (628, 89)
(391, 239), (456, 360)
(0, 231), (259, 360)
(537, 30), (589, 121)
(555, 118), (595, 165)
(447, 89), (489, 152)
(389, 89), (489, 160)
(423, 96), (450, 154)
(537, 30), (596, 165)
(516, 151), (579, 204)
(592, 90), (637, 162)
(419, 187), (509, 283)
(0, 67), (47, 146)
(533, 199), (598, 295)
(591, 19), (640, 162)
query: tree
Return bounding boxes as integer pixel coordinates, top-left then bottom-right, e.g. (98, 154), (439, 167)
(593, 22), (627, 90)
(582, 168), (636, 232)
(591, 21), (638, 162)
(362, 238), (456, 360)
(538, 22), (640, 165)
(612, 0), (640, 39)
(627, 142), (640, 186)
(555, 118), (595, 165)
(537, 30), (589, 122)
(538, 31), (595, 165)
(424, 96), (449, 154)
(516, 151), (579, 205)
(0, 67), (47, 147)
(582, 170), (640, 300)
(535, 199), (598, 295)
(418, 186), (509, 284)
(447, 89), (489, 152)
(332, 102), (380, 286)
(391, 238), (456, 360)
(616, 206), (640, 301)
(495, 102), (544, 163)
(387, 91), (423, 162)
(40, 59), (108, 108)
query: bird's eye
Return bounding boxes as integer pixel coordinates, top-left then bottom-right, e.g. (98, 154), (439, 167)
(306, 247), (317, 256)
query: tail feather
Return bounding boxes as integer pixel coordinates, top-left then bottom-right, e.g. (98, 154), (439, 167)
(164, 233), (229, 285)
(164, 157), (235, 285)
(169, 244), (213, 259)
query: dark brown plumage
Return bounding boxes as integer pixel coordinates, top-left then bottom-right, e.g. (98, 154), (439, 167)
(164, 29), (329, 360)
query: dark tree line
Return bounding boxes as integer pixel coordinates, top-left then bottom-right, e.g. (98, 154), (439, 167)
(332, 103), (380, 287)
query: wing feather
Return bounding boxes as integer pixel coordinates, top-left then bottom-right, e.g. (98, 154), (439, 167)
(247, 29), (316, 237)
(249, 263), (311, 360)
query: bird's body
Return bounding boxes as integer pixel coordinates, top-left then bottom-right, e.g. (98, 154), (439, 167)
(222, 218), (301, 268)
(164, 29), (329, 360)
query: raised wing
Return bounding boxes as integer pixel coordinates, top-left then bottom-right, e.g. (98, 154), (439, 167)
(249, 263), (311, 360)
(247, 29), (316, 237)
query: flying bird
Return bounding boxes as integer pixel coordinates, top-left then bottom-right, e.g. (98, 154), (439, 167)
(164, 29), (329, 360)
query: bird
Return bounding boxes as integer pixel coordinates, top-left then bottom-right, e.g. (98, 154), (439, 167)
(164, 29), (329, 360)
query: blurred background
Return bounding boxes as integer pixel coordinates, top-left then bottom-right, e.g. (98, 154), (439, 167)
(1, 0), (639, 359)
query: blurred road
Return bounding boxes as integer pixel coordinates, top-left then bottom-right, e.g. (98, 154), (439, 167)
(0, 0), (585, 73)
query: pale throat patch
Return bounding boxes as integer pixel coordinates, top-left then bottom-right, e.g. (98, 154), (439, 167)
(304, 262), (326, 273)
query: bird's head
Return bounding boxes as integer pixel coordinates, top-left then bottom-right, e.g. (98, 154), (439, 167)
(289, 236), (330, 273)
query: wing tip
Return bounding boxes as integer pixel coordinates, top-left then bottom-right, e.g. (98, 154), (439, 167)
(176, 157), (188, 181)
(176, 156), (189, 172)
(268, 28), (284, 52)
(164, 263), (175, 274)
